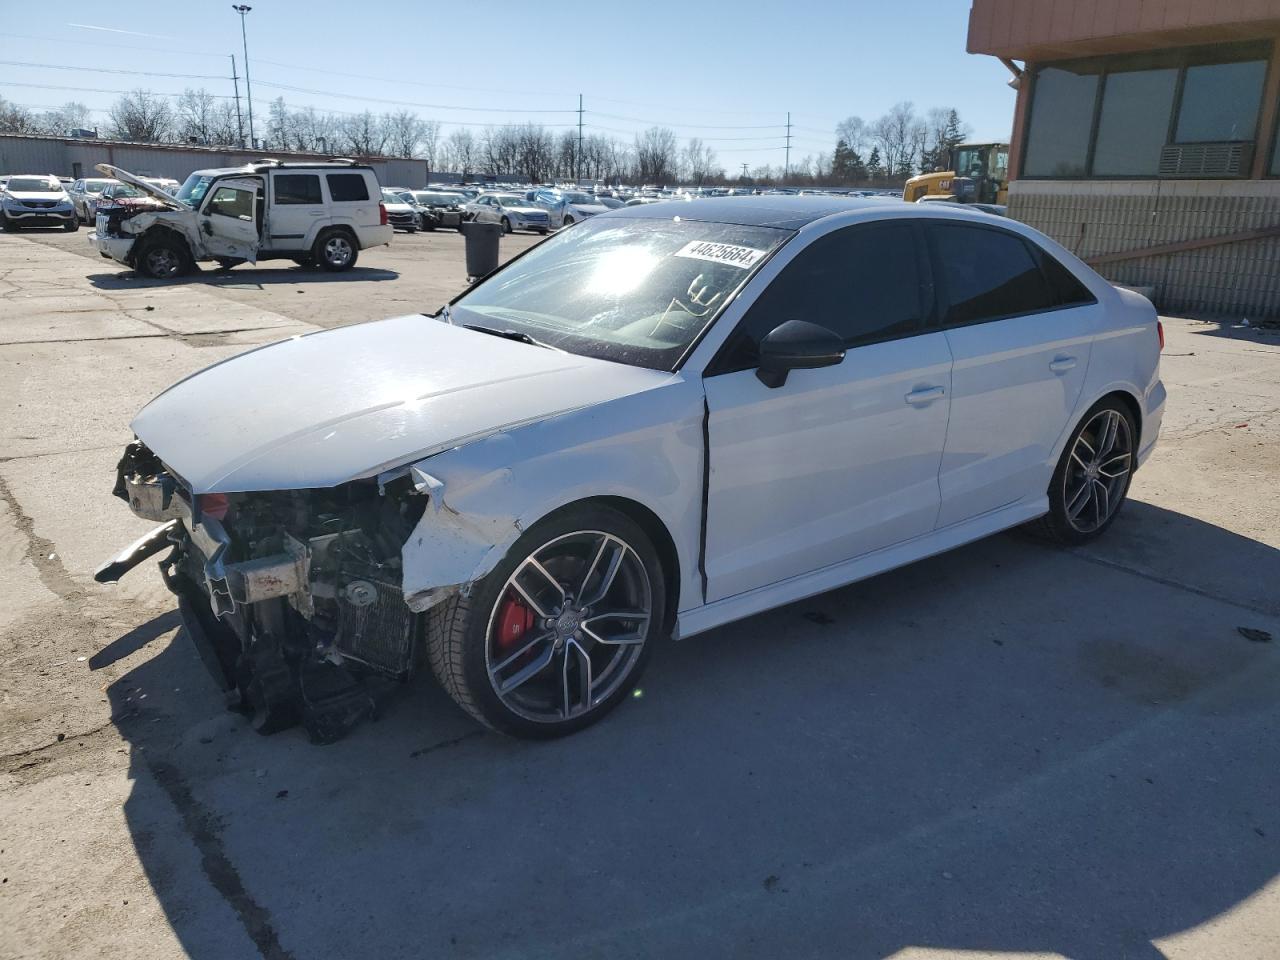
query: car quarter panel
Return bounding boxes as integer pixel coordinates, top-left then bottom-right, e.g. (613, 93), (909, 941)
(397, 376), (706, 617)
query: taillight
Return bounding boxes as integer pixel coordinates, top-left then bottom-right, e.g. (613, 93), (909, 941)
(1157, 320), (1165, 351)
(379, 202), (388, 226)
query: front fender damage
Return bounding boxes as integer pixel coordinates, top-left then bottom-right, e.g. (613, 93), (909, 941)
(399, 462), (524, 613)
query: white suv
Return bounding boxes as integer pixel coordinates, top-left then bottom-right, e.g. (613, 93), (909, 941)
(89, 160), (394, 278)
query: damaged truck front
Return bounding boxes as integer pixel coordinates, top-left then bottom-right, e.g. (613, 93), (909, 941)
(88, 163), (211, 279)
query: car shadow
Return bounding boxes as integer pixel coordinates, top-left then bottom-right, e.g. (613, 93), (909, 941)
(85, 266), (400, 289)
(102, 502), (1280, 959)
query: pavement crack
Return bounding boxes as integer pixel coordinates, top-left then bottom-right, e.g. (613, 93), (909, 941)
(409, 729), (485, 758)
(1065, 548), (1277, 617)
(1, 720), (116, 767)
(0, 474), (83, 600)
(148, 758), (299, 960)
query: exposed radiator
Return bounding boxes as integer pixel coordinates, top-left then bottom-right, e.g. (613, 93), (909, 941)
(335, 574), (416, 678)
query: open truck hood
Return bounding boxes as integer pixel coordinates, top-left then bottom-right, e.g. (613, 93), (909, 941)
(95, 163), (187, 211)
(131, 315), (671, 494)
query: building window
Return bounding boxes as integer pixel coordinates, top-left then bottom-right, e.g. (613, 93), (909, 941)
(1092, 68), (1178, 177)
(1022, 65), (1098, 177)
(1175, 60), (1267, 142)
(1021, 42), (1270, 179)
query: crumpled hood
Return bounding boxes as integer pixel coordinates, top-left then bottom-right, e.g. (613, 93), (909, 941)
(131, 315), (672, 494)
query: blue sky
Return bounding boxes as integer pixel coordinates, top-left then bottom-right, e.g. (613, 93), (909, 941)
(1, 0), (1016, 170)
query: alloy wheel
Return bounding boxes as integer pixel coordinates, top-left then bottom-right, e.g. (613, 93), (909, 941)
(324, 235), (353, 266)
(1064, 408), (1132, 533)
(145, 247), (180, 278)
(484, 530), (652, 723)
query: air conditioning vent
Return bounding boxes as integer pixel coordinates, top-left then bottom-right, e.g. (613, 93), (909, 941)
(1159, 142), (1253, 178)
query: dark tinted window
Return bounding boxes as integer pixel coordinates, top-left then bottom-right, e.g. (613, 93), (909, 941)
(1023, 65), (1098, 177)
(930, 223), (1055, 325)
(721, 222), (923, 370)
(1175, 59), (1266, 142)
(326, 173), (369, 202)
(1036, 248), (1096, 307)
(274, 174), (322, 204)
(1092, 68), (1178, 176)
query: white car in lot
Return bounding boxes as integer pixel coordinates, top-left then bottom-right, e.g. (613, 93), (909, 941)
(96, 197), (1163, 742)
(463, 192), (550, 234)
(1, 175), (78, 232)
(527, 188), (610, 228)
(89, 160), (393, 278)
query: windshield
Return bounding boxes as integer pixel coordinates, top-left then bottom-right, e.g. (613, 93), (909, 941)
(108, 184), (142, 198)
(562, 192), (596, 205)
(381, 189), (407, 203)
(450, 216), (791, 370)
(176, 173), (216, 207)
(84, 180), (110, 194)
(492, 195), (523, 206)
(7, 177), (60, 192)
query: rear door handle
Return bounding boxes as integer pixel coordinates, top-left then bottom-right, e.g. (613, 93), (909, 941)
(1049, 355), (1077, 373)
(905, 386), (946, 406)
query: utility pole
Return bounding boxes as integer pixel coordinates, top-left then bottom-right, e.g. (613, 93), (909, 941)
(232, 5), (254, 149)
(230, 54), (245, 148)
(576, 94), (584, 181)
(784, 111), (792, 184)
(741, 162), (748, 180)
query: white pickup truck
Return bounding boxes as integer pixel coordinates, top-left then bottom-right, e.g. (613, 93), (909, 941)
(89, 160), (394, 278)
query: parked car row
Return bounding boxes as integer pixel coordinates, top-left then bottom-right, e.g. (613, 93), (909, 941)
(0, 175), (78, 232)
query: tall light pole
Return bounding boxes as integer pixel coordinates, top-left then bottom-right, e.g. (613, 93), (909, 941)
(232, 5), (255, 149)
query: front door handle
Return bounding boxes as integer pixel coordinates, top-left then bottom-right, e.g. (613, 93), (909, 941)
(905, 386), (946, 406)
(1049, 355), (1078, 373)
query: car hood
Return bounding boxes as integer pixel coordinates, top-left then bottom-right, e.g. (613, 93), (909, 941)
(568, 203), (609, 215)
(505, 205), (546, 215)
(95, 163), (187, 210)
(131, 314), (673, 494)
(5, 191), (69, 202)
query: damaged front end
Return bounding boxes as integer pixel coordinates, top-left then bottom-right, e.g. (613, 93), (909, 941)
(96, 441), (427, 743)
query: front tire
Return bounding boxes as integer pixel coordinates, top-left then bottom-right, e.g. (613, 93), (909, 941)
(136, 233), (192, 279)
(562, 215), (575, 228)
(501, 217), (512, 235)
(426, 505), (665, 739)
(1030, 398), (1137, 545)
(64, 219), (79, 233)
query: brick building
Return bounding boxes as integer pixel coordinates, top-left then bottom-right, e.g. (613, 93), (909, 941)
(968, 0), (1280, 317)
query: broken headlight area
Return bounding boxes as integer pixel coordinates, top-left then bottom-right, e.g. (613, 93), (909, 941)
(98, 441), (427, 743)
(95, 197), (169, 237)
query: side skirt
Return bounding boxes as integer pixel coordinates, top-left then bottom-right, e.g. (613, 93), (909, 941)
(675, 496), (1048, 640)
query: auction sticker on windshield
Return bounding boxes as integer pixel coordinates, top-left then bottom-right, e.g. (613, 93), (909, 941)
(673, 240), (767, 269)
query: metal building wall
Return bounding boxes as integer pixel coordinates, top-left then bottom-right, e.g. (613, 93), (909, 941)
(1011, 179), (1280, 318)
(0, 138), (69, 176)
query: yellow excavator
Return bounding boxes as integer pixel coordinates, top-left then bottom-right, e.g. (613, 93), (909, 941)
(903, 142), (1009, 206)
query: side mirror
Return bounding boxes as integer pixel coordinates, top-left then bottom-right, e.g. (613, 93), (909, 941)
(755, 319), (846, 388)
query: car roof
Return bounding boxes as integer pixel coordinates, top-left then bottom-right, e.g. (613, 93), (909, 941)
(605, 195), (902, 230)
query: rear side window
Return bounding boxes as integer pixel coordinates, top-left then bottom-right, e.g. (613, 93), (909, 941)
(1036, 247), (1096, 307)
(274, 174), (322, 205)
(326, 173), (369, 202)
(720, 221), (924, 370)
(929, 223), (1055, 325)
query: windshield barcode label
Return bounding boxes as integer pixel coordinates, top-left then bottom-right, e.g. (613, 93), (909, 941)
(673, 241), (767, 269)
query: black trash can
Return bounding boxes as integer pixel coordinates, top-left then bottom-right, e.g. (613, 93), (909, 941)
(460, 220), (501, 279)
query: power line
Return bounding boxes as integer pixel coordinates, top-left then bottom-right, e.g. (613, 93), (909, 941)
(0, 80), (236, 98)
(0, 59), (227, 80)
(3, 32), (227, 58)
(588, 110), (780, 130)
(252, 78), (575, 115)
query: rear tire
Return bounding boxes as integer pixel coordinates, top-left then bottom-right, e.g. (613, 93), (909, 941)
(501, 217), (512, 234)
(1027, 397), (1137, 545)
(426, 504), (665, 739)
(314, 230), (358, 272)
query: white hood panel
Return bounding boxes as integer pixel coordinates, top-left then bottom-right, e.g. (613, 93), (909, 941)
(131, 315), (670, 494)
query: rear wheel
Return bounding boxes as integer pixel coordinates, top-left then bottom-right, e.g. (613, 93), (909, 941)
(501, 216), (512, 234)
(314, 230), (358, 271)
(562, 215), (575, 228)
(1029, 398), (1136, 545)
(136, 234), (192, 279)
(426, 505), (665, 738)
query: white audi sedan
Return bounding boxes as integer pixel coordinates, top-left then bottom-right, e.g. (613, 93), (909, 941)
(97, 197), (1164, 742)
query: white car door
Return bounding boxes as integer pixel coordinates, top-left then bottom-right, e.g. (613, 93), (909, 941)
(926, 220), (1099, 527)
(703, 220), (953, 602)
(198, 178), (262, 261)
(265, 171), (325, 252)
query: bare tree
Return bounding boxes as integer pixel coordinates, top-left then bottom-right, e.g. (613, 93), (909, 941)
(340, 110), (388, 156)
(835, 115), (868, 154)
(870, 101), (922, 180)
(36, 101), (91, 136)
(384, 109), (425, 158)
(682, 137), (719, 184)
(446, 128), (479, 177)
(635, 126), (678, 184)
(107, 89), (174, 142)
(419, 119), (440, 172)
(176, 88), (219, 144)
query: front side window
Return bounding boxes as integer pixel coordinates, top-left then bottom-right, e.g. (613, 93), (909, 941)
(1175, 59), (1266, 142)
(719, 221), (925, 372)
(327, 173), (369, 202)
(450, 216), (792, 370)
(206, 186), (255, 220)
(274, 174), (322, 205)
(929, 223), (1055, 325)
(1022, 65), (1098, 177)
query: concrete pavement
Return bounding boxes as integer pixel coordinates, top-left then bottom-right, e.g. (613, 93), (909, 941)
(1, 228), (1277, 960)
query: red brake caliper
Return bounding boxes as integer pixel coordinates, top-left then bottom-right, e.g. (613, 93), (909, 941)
(495, 592), (536, 652)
